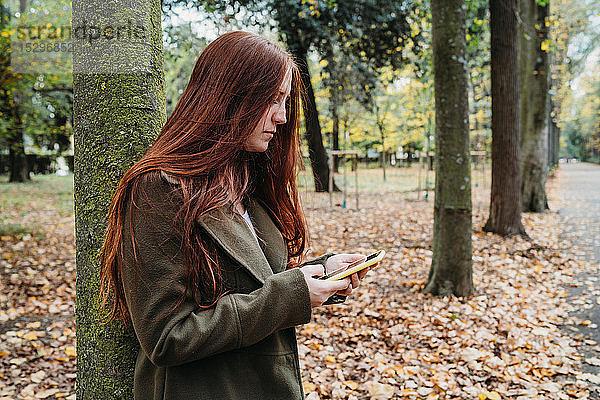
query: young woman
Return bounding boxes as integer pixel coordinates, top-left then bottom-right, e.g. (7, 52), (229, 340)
(99, 31), (369, 399)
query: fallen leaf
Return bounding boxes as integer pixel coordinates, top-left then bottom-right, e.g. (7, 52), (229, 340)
(366, 381), (395, 400)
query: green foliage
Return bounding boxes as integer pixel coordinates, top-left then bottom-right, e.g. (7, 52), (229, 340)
(163, 22), (208, 116)
(465, 0), (491, 152)
(160, 0), (426, 136)
(0, 0), (73, 164)
(560, 68), (600, 161)
(313, 61), (433, 154)
(552, 0), (600, 161)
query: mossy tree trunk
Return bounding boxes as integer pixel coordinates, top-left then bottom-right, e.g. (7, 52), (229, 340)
(73, 0), (166, 398)
(484, 0), (527, 236)
(519, 0), (550, 212)
(424, 0), (474, 297)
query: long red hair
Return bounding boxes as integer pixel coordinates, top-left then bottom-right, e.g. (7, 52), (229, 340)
(99, 31), (308, 325)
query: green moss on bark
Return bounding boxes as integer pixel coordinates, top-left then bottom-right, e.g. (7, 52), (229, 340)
(73, 1), (166, 398)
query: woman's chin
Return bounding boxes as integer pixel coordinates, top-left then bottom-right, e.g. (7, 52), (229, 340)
(245, 143), (270, 152)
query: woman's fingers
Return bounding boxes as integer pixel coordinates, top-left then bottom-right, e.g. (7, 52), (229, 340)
(301, 266), (354, 307)
(336, 286), (352, 296)
(325, 254), (366, 274)
(301, 255), (380, 306)
(321, 278), (351, 304)
(358, 262), (378, 280)
(350, 272), (360, 289)
(301, 264), (325, 278)
(330, 277), (351, 293)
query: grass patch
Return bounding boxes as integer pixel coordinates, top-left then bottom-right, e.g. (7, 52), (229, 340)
(0, 173), (74, 216)
(297, 163), (489, 193)
(0, 222), (36, 238)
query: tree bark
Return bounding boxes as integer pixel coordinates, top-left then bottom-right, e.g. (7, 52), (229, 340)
(424, 0), (474, 297)
(73, 0), (166, 398)
(296, 53), (337, 192)
(8, 138), (29, 182)
(548, 97), (560, 169)
(276, 8), (337, 192)
(547, 41), (560, 170)
(7, 105), (30, 183)
(2, 0), (30, 183)
(484, 0), (527, 236)
(331, 88), (340, 172)
(377, 120), (386, 182)
(519, 0), (550, 212)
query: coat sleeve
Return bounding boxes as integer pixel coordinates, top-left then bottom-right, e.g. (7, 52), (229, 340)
(120, 174), (312, 367)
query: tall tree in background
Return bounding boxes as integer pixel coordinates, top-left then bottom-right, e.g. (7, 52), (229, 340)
(322, 46), (374, 172)
(161, 0), (420, 191)
(423, 0), (474, 297)
(74, 0), (166, 397)
(276, 16), (332, 191)
(520, 0), (550, 212)
(1, 0), (73, 180)
(0, 0), (30, 182)
(483, 0), (526, 236)
(273, 0), (417, 190)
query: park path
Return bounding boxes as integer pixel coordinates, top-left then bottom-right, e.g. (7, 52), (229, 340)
(554, 162), (600, 397)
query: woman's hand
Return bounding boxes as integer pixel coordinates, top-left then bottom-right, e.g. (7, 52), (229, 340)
(300, 265), (352, 308)
(325, 253), (377, 290)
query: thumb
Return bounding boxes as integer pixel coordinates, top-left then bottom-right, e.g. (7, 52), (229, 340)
(301, 264), (325, 277)
(341, 253), (367, 263)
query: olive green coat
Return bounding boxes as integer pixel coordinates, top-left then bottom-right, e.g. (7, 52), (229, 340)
(120, 172), (332, 400)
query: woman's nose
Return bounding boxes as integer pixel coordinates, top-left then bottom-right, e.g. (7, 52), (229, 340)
(273, 105), (287, 125)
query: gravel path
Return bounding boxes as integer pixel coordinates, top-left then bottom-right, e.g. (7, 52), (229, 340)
(555, 162), (600, 398)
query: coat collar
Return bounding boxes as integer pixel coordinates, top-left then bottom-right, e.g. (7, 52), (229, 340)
(196, 197), (288, 284)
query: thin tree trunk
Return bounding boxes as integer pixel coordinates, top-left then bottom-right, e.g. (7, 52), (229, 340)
(547, 43), (560, 170)
(547, 107), (559, 168)
(520, 0), (550, 212)
(7, 97), (30, 183)
(275, 3), (337, 192)
(296, 53), (337, 192)
(73, 0), (166, 398)
(4, 0), (30, 183)
(331, 88), (340, 172)
(484, 0), (526, 236)
(424, 0), (474, 297)
(7, 106), (30, 183)
(378, 121), (386, 182)
(8, 138), (30, 182)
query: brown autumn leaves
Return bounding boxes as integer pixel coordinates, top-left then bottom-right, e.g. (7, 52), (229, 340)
(0, 170), (599, 399)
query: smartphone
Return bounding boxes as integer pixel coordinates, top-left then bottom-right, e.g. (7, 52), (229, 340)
(319, 250), (385, 281)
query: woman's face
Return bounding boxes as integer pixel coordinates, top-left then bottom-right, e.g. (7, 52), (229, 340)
(244, 67), (292, 152)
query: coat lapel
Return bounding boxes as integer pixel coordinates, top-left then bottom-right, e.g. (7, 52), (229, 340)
(246, 198), (288, 274)
(196, 198), (288, 284)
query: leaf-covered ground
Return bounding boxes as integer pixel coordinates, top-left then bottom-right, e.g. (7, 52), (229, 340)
(0, 176), (75, 400)
(0, 166), (598, 399)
